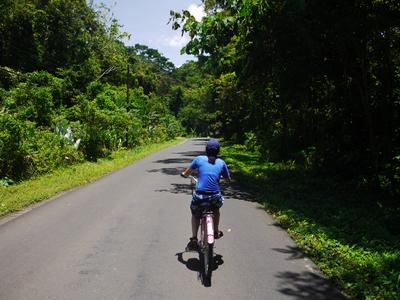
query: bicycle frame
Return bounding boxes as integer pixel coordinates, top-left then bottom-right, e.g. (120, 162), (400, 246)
(201, 212), (214, 245)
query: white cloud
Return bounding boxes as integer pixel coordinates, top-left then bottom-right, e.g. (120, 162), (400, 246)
(155, 34), (189, 49)
(188, 3), (205, 21)
(168, 34), (189, 48)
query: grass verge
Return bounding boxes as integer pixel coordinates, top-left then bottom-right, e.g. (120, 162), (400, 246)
(0, 138), (184, 218)
(222, 144), (400, 300)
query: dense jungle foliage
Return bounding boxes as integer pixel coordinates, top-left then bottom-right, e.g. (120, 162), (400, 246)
(170, 0), (400, 202)
(0, 0), (184, 182)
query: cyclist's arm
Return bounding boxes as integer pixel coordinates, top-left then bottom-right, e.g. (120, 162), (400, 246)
(221, 162), (231, 183)
(181, 157), (199, 178)
(222, 174), (231, 183)
(181, 168), (193, 178)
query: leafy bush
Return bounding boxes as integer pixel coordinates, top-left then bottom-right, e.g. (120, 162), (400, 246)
(5, 82), (55, 126)
(25, 71), (66, 106)
(0, 177), (15, 187)
(24, 129), (83, 176)
(126, 116), (145, 146)
(244, 131), (259, 152)
(74, 95), (138, 160)
(0, 114), (28, 179)
(162, 115), (184, 139)
(0, 67), (21, 89)
(0, 113), (83, 179)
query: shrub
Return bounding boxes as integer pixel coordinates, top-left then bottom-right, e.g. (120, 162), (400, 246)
(161, 114), (183, 139)
(0, 114), (28, 179)
(24, 129), (83, 176)
(244, 131), (259, 152)
(6, 83), (55, 126)
(25, 71), (65, 107)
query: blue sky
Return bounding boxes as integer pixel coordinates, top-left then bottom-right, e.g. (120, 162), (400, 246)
(91, 0), (204, 67)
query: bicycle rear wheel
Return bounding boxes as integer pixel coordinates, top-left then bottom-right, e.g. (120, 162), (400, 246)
(202, 243), (213, 280)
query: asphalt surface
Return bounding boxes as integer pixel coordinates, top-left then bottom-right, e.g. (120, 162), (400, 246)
(0, 139), (345, 300)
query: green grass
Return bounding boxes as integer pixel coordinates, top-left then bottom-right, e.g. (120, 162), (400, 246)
(0, 138), (184, 217)
(222, 144), (400, 300)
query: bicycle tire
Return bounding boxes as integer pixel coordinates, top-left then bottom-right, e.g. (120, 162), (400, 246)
(203, 243), (213, 280)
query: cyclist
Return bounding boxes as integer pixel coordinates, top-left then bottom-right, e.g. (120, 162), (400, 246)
(181, 139), (231, 251)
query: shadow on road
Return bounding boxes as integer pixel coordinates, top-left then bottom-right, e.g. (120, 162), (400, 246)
(148, 167), (181, 175)
(173, 150), (204, 157)
(147, 150), (201, 176)
(272, 245), (307, 260)
(154, 183), (192, 195)
(271, 245), (346, 299)
(175, 251), (224, 287)
(221, 183), (256, 202)
(153, 158), (193, 164)
(276, 271), (346, 300)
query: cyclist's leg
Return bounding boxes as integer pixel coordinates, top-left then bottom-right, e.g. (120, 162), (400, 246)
(190, 194), (203, 239)
(191, 215), (200, 238)
(214, 209), (220, 233)
(187, 201), (202, 250)
(212, 194), (224, 238)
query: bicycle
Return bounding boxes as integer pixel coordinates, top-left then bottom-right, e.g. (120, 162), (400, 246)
(187, 175), (215, 283)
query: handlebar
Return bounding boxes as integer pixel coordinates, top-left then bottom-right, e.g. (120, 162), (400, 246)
(188, 175), (197, 185)
(180, 173), (197, 182)
(181, 173), (197, 193)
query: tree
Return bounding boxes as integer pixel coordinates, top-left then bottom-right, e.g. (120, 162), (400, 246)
(171, 0), (400, 195)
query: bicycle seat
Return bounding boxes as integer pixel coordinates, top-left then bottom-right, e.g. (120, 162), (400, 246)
(199, 205), (215, 214)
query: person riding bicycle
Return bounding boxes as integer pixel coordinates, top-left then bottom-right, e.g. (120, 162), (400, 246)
(181, 139), (231, 251)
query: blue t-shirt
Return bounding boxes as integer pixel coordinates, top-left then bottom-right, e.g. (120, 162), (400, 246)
(189, 155), (230, 193)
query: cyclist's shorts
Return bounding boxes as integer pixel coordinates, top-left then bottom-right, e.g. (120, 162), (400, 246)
(190, 192), (223, 219)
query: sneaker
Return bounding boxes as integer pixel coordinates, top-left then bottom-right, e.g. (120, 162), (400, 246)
(214, 230), (224, 239)
(186, 237), (198, 251)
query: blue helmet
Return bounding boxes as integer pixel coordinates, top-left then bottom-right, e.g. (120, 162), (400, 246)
(206, 139), (220, 156)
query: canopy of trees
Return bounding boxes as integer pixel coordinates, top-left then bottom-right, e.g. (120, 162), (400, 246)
(170, 0), (400, 200)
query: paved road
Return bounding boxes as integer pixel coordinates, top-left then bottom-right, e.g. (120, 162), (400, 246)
(0, 139), (345, 300)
